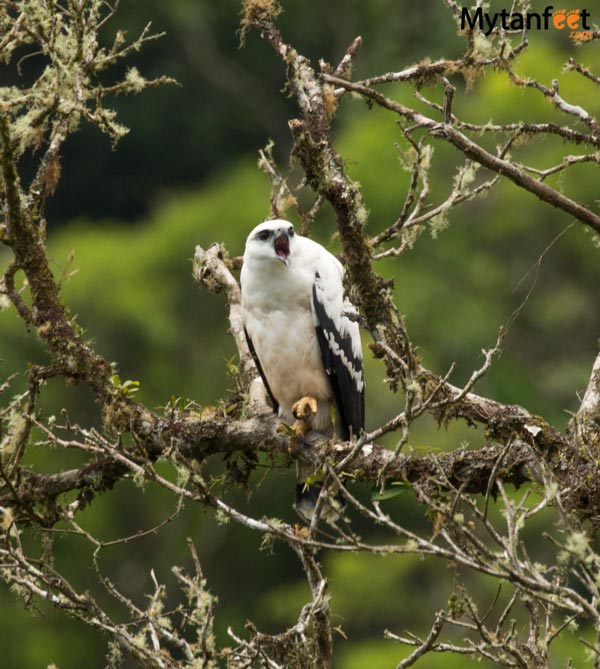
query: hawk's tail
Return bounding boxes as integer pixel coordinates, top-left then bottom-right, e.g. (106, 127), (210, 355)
(294, 463), (346, 523)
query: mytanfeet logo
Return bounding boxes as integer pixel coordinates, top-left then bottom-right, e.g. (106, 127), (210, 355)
(461, 5), (593, 41)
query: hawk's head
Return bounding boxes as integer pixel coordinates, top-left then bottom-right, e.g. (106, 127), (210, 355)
(244, 220), (295, 267)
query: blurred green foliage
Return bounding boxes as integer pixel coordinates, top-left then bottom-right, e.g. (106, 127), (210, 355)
(1, 1), (600, 667)
(10, 0), (457, 223)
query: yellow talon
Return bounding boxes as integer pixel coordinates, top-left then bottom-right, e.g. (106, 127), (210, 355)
(292, 419), (311, 438)
(292, 396), (318, 420)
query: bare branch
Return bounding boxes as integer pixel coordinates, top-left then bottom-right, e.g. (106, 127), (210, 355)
(323, 74), (600, 235)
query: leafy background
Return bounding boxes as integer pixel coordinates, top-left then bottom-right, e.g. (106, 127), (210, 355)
(1, 0), (599, 666)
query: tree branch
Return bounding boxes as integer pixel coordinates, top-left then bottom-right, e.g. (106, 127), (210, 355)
(324, 74), (600, 235)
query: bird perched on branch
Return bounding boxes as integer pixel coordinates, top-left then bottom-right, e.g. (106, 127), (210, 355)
(240, 219), (364, 519)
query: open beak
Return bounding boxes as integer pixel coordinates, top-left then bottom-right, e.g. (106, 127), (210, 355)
(274, 232), (290, 265)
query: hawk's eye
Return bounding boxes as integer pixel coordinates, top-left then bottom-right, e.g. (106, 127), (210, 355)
(288, 227), (294, 237)
(256, 230), (271, 241)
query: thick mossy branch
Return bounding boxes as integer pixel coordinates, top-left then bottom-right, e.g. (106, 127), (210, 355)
(0, 408), (565, 525)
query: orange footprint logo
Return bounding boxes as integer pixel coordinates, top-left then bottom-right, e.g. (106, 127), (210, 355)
(567, 9), (581, 29)
(553, 8), (582, 30)
(553, 8), (567, 29)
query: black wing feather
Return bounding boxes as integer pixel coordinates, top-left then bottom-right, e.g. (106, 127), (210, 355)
(244, 327), (279, 414)
(312, 283), (364, 441)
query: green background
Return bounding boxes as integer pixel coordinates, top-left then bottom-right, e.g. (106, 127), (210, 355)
(1, 1), (599, 667)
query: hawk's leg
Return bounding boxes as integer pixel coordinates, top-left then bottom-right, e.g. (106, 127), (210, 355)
(291, 395), (318, 437)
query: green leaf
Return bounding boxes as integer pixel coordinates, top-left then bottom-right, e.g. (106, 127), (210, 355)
(278, 423), (297, 437)
(371, 482), (410, 501)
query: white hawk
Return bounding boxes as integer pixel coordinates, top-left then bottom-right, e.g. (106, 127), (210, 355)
(240, 219), (364, 517)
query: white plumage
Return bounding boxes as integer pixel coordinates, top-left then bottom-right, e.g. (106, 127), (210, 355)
(240, 219), (364, 441)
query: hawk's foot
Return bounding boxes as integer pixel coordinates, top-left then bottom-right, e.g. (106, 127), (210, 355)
(292, 396), (318, 420)
(292, 418), (311, 438)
